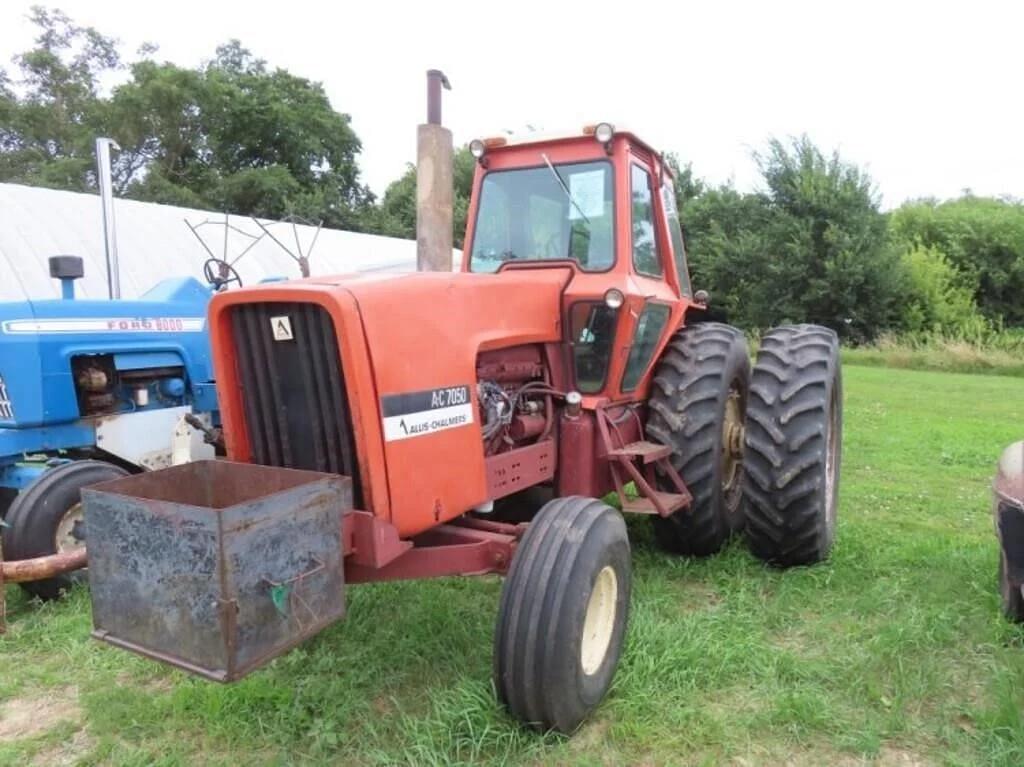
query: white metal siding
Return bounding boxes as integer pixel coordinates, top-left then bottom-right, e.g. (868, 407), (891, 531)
(0, 183), (458, 301)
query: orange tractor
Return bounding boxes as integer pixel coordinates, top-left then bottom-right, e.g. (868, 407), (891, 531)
(83, 123), (843, 733)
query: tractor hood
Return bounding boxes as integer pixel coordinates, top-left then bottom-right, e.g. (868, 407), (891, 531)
(208, 267), (572, 535)
(0, 277), (214, 430)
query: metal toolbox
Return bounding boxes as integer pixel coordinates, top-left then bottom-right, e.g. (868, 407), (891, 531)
(83, 460), (350, 681)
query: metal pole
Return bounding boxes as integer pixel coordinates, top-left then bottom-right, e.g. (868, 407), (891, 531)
(95, 137), (121, 299)
(417, 70), (453, 272)
(426, 69), (449, 126)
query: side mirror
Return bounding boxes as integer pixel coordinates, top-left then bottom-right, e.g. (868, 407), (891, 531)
(694, 289), (710, 306)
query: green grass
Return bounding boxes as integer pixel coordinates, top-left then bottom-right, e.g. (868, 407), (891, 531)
(3, 366), (1024, 765)
(842, 335), (1024, 377)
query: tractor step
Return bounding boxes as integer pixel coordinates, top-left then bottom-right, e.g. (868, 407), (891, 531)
(621, 491), (689, 516)
(607, 440), (672, 464)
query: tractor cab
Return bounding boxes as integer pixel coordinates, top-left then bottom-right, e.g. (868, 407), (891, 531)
(462, 123), (697, 406)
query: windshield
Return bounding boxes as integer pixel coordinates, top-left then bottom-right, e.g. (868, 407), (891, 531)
(470, 160), (614, 272)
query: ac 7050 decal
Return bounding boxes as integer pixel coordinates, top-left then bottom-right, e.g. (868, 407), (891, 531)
(381, 385), (474, 442)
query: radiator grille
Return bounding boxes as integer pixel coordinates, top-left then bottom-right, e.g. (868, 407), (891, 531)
(230, 302), (361, 502)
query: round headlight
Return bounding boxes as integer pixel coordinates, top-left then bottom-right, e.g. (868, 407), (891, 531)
(594, 122), (614, 144)
(469, 139), (486, 159)
(604, 288), (625, 309)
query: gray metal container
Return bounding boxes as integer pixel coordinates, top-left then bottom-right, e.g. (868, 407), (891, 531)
(83, 460), (350, 681)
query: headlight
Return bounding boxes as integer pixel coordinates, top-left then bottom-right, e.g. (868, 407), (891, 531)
(604, 288), (625, 309)
(469, 139), (486, 159)
(594, 122), (614, 144)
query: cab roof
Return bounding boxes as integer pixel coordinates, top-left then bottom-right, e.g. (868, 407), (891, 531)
(477, 124), (666, 166)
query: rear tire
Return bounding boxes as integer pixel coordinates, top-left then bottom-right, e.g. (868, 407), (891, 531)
(2, 460), (128, 600)
(1000, 551), (1024, 622)
(743, 324), (842, 567)
(647, 323), (750, 556)
(493, 496), (631, 733)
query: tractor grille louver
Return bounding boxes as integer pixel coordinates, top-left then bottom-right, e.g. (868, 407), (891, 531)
(230, 302), (361, 503)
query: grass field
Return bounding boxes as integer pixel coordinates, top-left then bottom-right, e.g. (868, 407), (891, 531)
(2, 365), (1024, 766)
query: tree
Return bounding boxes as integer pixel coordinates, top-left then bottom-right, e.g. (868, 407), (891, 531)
(889, 196), (1024, 326)
(0, 6), (119, 190)
(683, 137), (905, 341)
(899, 244), (988, 336)
(109, 41), (374, 227)
(0, 11), (376, 229)
(374, 146), (475, 246)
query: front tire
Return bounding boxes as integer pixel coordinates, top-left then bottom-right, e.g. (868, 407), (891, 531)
(0, 487), (16, 518)
(743, 324), (842, 567)
(2, 460), (129, 600)
(493, 496), (631, 733)
(647, 323), (751, 556)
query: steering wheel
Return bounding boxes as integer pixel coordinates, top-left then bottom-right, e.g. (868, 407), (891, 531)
(203, 259), (243, 291)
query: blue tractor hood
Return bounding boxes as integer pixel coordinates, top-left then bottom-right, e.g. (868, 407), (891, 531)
(0, 277), (214, 430)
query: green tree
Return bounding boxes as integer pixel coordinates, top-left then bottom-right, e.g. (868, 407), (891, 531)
(683, 137), (904, 341)
(375, 146), (475, 246)
(110, 41), (374, 227)
(1, 11), (376, 229)
(890, 196), (1024, 326)
(899, 244), (988, 336)
(0, 6), (119, 190)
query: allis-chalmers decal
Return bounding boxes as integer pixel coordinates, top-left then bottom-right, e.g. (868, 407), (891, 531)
(1, 317), (206, 334)
(381, 385), (474, 442)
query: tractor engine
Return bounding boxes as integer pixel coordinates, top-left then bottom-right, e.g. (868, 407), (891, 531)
(72, 354), (189, 416)
(476, 345), (554, 457)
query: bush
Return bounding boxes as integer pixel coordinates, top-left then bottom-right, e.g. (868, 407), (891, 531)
(899, 244), (989, 337)
(890, 196), (1024, 326)
(684, 137), (905, 342)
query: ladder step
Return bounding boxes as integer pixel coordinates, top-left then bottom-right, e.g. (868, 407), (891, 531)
(607, 440), (672, 464)
(621, 491), (689, 516)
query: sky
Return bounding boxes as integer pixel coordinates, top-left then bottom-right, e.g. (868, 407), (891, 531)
(1, 0), (1021, 209)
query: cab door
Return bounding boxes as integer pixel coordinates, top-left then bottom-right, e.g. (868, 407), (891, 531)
(610, 160), (679, 401)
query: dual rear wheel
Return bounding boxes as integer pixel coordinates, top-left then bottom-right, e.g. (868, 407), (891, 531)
(647, 322), (843, 566)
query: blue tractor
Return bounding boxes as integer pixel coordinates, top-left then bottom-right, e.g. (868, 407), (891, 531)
(0, 255), (223, 599)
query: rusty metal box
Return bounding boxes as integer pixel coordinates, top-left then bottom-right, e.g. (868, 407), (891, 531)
(83, 460), (350, 681)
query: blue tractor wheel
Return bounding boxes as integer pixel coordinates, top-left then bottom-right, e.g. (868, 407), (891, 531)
(0, 488), (16, 518)
(2, 460), (129, 601)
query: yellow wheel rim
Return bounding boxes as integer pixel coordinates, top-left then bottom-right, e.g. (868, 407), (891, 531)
(721, 386), (745, 500)
(581, 565), (618, 675)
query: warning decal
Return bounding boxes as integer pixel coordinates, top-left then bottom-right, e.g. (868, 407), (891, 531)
(381, 384), (474, 442)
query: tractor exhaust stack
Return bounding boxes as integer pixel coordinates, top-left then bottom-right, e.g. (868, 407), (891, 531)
(416, 70), (453, 272)
(96, 137), (121, 299)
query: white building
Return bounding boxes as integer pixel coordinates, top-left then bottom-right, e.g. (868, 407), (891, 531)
(0, 183), (458, 301)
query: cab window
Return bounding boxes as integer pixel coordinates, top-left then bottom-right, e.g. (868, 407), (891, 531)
(631, 164), (662, 277)
(660, 179), (692, 296)
(621, 302), (671, 391)
(470, 161), (615, 272)
(569, 302), (617, 393)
